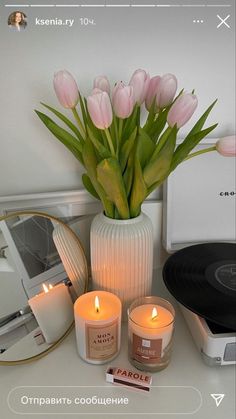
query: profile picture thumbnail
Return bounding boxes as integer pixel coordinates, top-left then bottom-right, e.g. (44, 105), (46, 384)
(8, 11), (27, 31)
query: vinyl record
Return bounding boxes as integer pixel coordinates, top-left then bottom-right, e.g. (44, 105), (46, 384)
(162, 243), (236, 330)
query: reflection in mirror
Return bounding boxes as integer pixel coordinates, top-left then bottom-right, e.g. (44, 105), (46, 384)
(0, 212), (88, 364)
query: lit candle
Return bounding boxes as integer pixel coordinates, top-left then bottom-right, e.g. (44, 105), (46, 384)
(74, 291), (121, 364)
(128, 296), (175, 372)
(28, 283), (74, 344)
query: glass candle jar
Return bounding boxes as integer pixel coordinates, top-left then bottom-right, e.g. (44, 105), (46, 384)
(128, 296), (175, 372)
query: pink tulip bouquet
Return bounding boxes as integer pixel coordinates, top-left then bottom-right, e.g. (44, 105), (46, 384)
(35, 69), (236, 219)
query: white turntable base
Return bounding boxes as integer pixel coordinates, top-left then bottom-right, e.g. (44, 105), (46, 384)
(179, 304), (236, 366)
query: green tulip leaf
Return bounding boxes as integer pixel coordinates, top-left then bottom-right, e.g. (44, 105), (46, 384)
(122, 104), (139, 140)
(67, 146), (83, 165)
(40, 103), (84, 143)
(136, 127), (155, 169)
(97, 158), (130, 219)
(129, 151), (148, 218)
(187, 99), (217, 137)
(79, 94), (88, 127)
(154, 126), (172, 156)
(87, 127), (111, 159)
(171, 123), (218, 171)
(145, 97), (158, 125)
(82, 140), (114, 217)
(145, 107), (168, 141)
(82, 174), (100, 200)
(143, 125), (177, 188)
(128, 127), (156, 216)
(35, 110), (84, 164)
(109, 116), (118, 151)
(143, 97), (159, 135)
(82, 139), (99, 182)
(120, 127), (137, 172)
(123, 153), (134, 199)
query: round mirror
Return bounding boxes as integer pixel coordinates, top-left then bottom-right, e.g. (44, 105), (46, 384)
(0, 211), (89, 365)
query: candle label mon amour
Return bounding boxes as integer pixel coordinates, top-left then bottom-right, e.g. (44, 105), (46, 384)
(86, 319), (118, 361)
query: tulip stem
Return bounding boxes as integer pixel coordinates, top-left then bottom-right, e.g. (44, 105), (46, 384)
(114, 118), (119, 157)
(72, 108), (86, 138)
(114, 117), (119, 141)
(184, 145), (216, 161)
(118, 119), (123, 141)
(105, 128), (116, 157)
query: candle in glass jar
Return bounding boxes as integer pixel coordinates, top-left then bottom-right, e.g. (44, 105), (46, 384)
(74, 291), (121, 364)
(28, 283), (74, 344)
(128, 296), (175, 372)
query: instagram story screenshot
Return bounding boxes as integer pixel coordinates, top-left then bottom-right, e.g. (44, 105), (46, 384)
(0, 1), (235, 419)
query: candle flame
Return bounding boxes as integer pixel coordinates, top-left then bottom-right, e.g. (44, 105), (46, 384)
(49, 284), (53, 290)
(95, 295), (100, 313)
(42, 283), (49, 293)
(152, 307), (158, 320)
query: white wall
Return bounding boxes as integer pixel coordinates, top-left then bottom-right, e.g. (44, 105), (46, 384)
(0, 4), (235, 196)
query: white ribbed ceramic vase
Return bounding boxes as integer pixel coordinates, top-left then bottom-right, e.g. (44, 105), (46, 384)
(90, 212), (153, 319)
(53, 224), (88, 297)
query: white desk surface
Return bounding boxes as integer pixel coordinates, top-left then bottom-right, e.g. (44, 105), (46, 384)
(0, 270), (235, 419)
(0, 327), (51, 362)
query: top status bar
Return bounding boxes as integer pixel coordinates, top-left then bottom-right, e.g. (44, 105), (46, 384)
(3, 4), (233, 8)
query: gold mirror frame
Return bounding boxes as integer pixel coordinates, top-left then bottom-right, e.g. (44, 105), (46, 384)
(0, 210), (89, 365)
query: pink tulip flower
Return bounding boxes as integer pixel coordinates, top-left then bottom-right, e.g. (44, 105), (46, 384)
(53, 70), (79, 109)
(112, 81), (125, 102)
(129, 69), (150, 105)
(112, 83), (135, 119)
(94, 76), (110, 94)
(145, 76), (161, 111)
(87, 91), (113, 130)
(156, 73), (178, 109)
(216, 136), (236, 157)
(92, 88), (103, 95)
(167, 93), (198, 128)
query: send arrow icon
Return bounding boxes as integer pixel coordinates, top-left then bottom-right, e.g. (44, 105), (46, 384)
(211, 394), (225, 407)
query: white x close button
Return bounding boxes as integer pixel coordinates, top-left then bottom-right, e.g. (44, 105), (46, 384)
(217, 15), (231, 29)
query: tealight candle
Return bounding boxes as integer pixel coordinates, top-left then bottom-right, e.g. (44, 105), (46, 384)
(28, 283), (74, 344)
(128, 296), (175, 372)
(74, 291), (121, 364)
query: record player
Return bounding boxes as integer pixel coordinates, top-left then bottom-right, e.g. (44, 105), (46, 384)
(162, 138), (236, 366)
